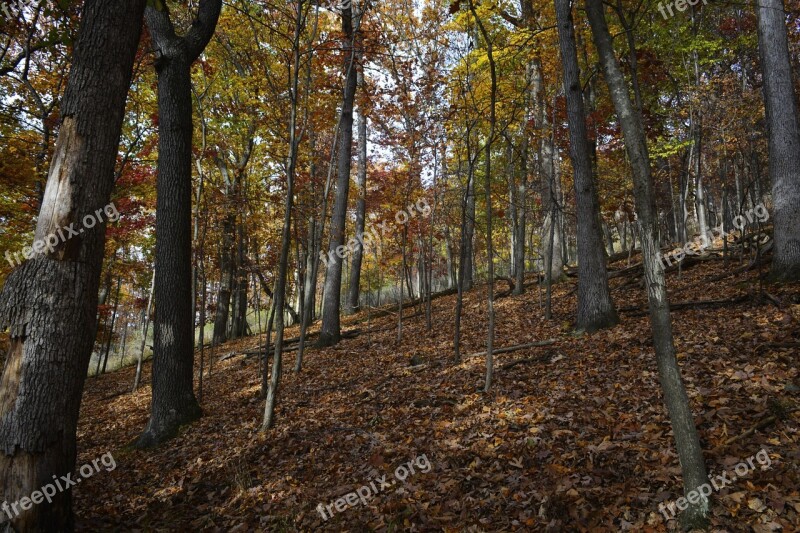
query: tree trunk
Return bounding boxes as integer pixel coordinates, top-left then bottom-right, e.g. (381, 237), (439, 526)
(757, 0), (800, 280)
(213, 212), (235, 344)
(463, 160), (476, 291)
(533, 59), (565, 280)
(469, 0), (497, 392)
(0, 1), (145, 529)
(345, 66), (368, 315)
(135, 0), (221, 449)
(586, 0), (709, 526)
(555, 0), (619, 332)
(134, 269), (156, 392)
(318, 4), (359, 346)
(263, 0), (306, 429)
(229, 222), (249, 339)
(101, 275), (123, 374)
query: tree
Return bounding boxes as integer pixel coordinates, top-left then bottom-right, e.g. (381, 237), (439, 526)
(585, 0), (709, 526)
(318, 1), (361, 347)
(554, 0), (618, 332)
(0, 0), (146, 529)
(135, 0), (222, 449)
(757, 0), (800, 281)
(345, 63), (368, 315)
(467, 0), (497, 391)
(263, 0), (309, 430)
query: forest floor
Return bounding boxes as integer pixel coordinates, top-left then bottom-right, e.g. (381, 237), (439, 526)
(74, 253), (800, 532)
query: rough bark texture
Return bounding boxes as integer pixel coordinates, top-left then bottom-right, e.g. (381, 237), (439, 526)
(318, 6), (358, 347)
(555, 0), (618, 333)
(135, 0), (221, 449)
(0, 1), (145, 530)
(586, 0), (709, 527)
(757, 0), (800, 281)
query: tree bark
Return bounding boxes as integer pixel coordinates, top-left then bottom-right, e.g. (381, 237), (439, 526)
(555, 0), (619, 333)
(318, 3), (359, 346)
(0, 1), (145, 529)
(135, 0), (221, 449)
(586, 0), (709, 526)
(345, 65), (368, 315)
(757, 0), (800, 281)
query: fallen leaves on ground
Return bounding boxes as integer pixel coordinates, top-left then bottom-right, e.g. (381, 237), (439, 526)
(74, 257), (800, 531)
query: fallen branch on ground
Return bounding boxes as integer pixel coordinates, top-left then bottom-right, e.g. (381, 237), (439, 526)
(712, 406), (799, 454)
(620, 295), (750, 316)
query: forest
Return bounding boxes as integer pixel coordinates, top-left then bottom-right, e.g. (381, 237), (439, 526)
(0, 0), (799, 530)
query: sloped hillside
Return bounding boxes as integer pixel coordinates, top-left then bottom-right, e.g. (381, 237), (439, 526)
(74, 257), (800, 531)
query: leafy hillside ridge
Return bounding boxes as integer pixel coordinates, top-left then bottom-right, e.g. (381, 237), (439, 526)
(74, 258), (800, 531)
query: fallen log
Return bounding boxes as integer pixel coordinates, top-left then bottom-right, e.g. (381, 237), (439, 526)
(228, 329), (361, 361)
(355, 287), (458, 322)
(620, 294), (750, 316)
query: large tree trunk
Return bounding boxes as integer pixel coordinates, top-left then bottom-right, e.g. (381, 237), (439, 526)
(0, 1), (145, 530)
(135, 0), (221, 449)
(757, 0), (800, 281)
(318, 4), (359, 347)
(555, 0), (618, 333)
(345, 66), (368, 315)
(586, 0), (709, 527)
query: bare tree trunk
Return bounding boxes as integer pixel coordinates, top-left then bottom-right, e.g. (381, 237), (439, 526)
(101, 275), (123, 374)
(134, 269), (156, 392)
(463, 160), (476, 291)
(263, 0), (307, 430)
(229, 222), (249, 339)
(555, 0), (618, 332)
(135, 0), (221, 449)
(345, 65), (368, 315)
(453, 167), (471, 362)
(118, 308), (129, 369)
(0, 1), (145, 529)
(586, 0), (709, 526)
(757, 0), (800, 280)
(213, 212), (234, 345)
(533, 59), (564, 280)
(469, 0), (497, 391)
(318, 3), (359, 346)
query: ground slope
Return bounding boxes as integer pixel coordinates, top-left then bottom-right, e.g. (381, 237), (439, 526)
(74, 256), (799, 532)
